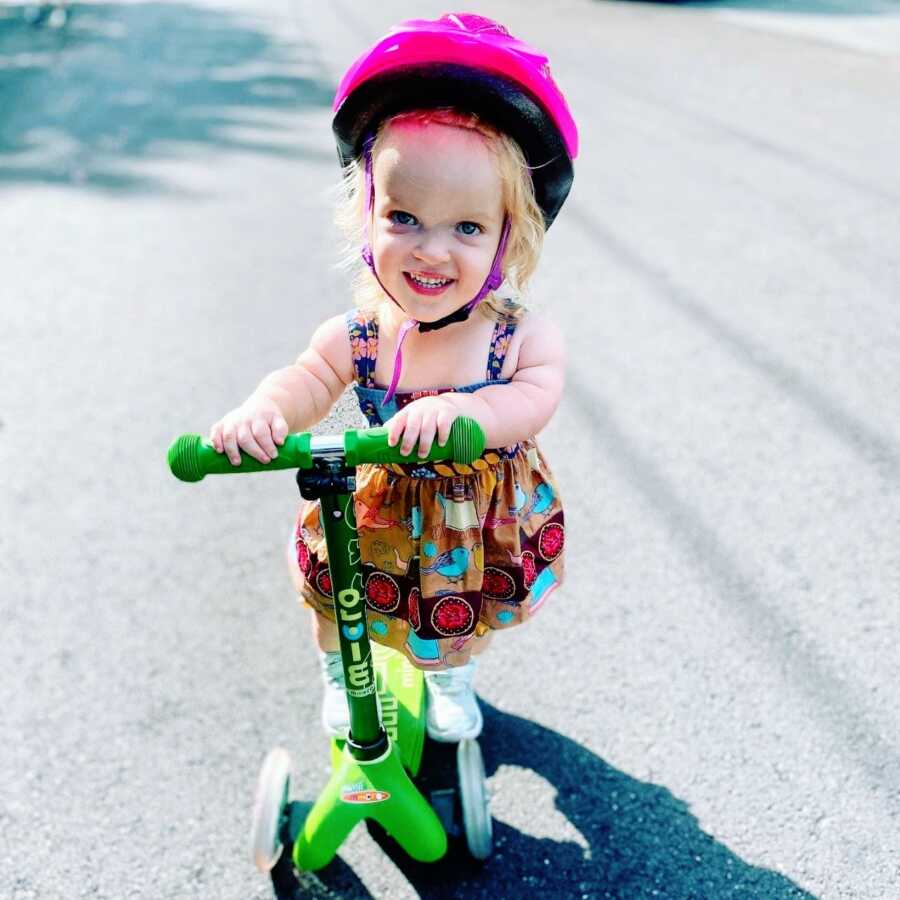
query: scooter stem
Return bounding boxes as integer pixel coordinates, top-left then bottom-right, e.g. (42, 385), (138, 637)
(318, 488), (382, 750)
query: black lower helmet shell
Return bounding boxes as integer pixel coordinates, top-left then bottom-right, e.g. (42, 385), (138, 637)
(332, 63), (574, 229)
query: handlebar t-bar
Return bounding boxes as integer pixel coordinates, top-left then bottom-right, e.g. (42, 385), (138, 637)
(168, 417), (486, 483)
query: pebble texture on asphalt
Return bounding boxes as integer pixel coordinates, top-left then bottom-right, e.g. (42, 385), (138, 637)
(2, 1), (898, 897)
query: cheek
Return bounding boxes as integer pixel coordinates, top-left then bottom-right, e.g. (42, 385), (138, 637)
(372, 234), (404, 267)
(457, 243), (495, 280)
(372, 233), (407, 268)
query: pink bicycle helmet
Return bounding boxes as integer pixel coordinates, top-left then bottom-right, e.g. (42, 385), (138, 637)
(332, 12), (578, 228)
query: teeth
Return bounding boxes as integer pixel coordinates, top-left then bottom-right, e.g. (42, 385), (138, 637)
(409, 273), (451, 287)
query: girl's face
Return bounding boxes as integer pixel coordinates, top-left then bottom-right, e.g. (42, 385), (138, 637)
(370, 120), (505, 324)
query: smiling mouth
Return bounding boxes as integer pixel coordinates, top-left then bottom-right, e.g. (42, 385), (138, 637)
(404, 271), (455, 295)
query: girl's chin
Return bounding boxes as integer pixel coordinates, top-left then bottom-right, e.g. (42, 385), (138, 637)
(404, 302), (460, 324)
(392, 292), (461, 322)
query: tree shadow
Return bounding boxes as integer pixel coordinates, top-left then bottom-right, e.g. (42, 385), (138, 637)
(612, 0), (898, 12)
(0, 2), (335, 191)
(301, 701), (816, 899)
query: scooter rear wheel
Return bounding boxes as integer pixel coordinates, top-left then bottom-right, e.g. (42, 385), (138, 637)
(457, 738), (492, 860)
(250, 747), (292, 872)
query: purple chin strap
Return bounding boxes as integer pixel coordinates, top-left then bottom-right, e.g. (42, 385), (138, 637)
(360, 136), (511, 405)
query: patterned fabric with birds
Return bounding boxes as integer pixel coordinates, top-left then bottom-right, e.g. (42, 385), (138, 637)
(290, 307), (565, 669)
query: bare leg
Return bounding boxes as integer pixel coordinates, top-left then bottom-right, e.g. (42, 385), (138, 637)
(443, 629), (493, 669)
(310, 609), (339, 652)
(469, 630), (494, 656)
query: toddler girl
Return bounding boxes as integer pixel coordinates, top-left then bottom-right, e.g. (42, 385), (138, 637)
(209, 13), (577, 743)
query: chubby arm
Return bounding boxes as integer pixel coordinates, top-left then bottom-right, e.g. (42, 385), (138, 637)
(452, 313), (565, 447)
(387, 313), (566, 456)
(210, 314), (353, 464)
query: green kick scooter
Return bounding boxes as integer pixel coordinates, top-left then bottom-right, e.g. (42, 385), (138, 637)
(168, 417), (493, 882)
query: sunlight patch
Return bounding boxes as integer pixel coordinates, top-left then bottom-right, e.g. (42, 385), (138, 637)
(716, 10), (900, 56)
(489, 765), (590, 855)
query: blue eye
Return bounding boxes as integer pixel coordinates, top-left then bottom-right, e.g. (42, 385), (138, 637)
(390, 211), (418, 226)
(456, 221), (482, 236)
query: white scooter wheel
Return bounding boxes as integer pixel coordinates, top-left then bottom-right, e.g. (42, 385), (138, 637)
(250, 747), (292, 872)
(457, 738), (492, 860)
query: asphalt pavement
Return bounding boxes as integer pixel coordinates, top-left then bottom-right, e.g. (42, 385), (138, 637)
(2, 1), (898, 898)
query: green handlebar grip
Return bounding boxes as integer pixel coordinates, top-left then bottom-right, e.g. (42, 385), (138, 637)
(344, 417), (485, 467)
(167, 432), (313, 482)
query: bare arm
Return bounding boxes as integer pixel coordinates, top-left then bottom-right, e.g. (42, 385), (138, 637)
(209, 314), (353, 464)
(385, 313), (566, 456)
(254, 315), (353, 432)
(449, 313), (565, 447)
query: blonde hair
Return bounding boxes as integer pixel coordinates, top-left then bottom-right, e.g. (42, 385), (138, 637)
(334, 108), (544, 322)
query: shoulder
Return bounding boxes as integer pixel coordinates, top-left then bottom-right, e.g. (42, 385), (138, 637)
(500, 310), (565, 379)
(515, 310), (563, 348)
(303, 312), (355, 386)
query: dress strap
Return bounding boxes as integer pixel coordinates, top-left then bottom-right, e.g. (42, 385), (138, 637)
(345, 309), (379, 387)
(486, 317), (516, 381)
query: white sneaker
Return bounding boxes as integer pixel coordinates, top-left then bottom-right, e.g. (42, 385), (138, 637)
(319, 651), (350, 738)
(424, 660), (483, 743)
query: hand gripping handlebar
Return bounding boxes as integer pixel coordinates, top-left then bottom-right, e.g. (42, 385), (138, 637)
(167, 417), (487, 482)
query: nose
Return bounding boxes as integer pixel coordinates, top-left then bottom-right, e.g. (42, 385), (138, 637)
(412, 227), (450, 265)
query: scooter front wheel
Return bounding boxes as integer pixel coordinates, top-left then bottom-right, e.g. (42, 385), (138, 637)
(457, 738), (492, 860)
(250, 747), (292, 872)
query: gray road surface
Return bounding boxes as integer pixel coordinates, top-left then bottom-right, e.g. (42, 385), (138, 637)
(2, 1), (898, 897)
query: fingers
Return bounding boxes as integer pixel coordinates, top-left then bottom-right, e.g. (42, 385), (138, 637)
(385, 409), (423, 456)
(387, 401), (458, 458)
(221, 422), (242, 465)
(271, 415), (289, 447)
(251, 418), (280, 461)
(435, 408), (455, 448)
(209, 421), (224, 453)
(417, 414), (437, 458)
(212, 411), (285, 465)
(400, 408), (422, 457)
(238, 423), (271, 464)
(386, 411), (407, 448)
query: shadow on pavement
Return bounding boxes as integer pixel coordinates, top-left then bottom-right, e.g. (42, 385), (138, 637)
(0, 2), (334, 191)
(614, 0), (898, 12)
(295, 702), (815, 899)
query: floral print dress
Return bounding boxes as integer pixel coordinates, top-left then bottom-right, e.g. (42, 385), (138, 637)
(291, 307), (566, 669)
